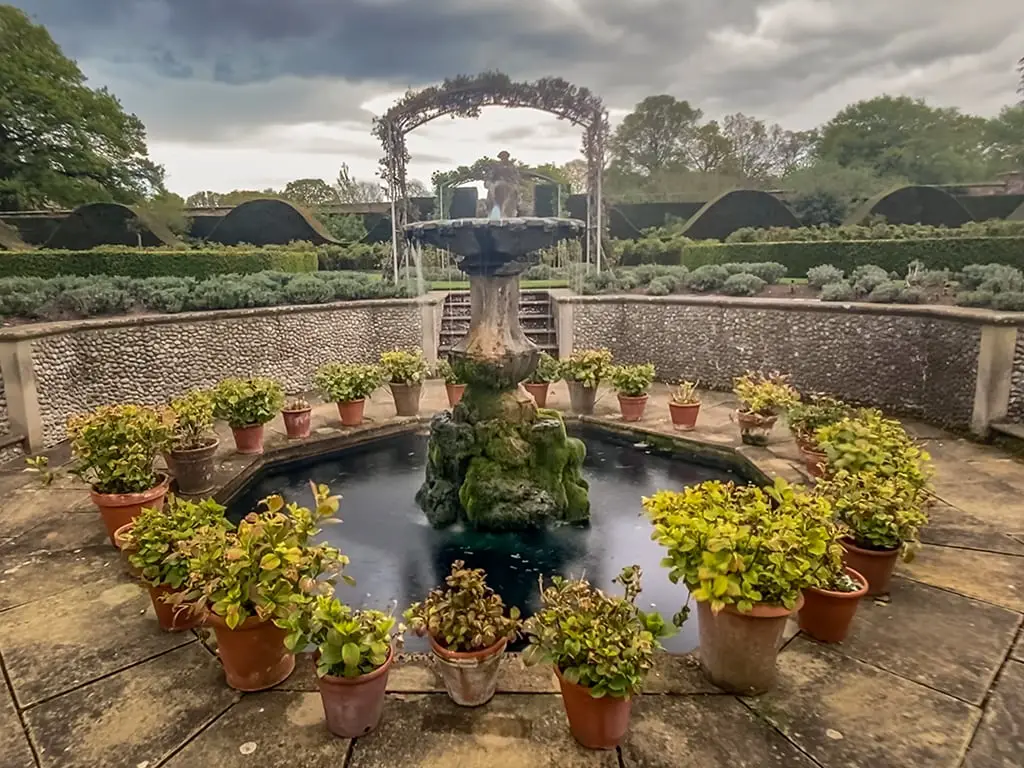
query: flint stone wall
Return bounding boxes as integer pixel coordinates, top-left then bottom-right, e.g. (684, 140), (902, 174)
(563, 295), (985, 428)
(0, 372), (20, 464)
(1008, 333), (1024, 423)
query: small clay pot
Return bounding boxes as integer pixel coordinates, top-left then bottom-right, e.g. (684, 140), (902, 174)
(735, 410), (778, 446)
(230, 424), (266, 455)
(282, 408), (312, 439)
(800, 445), (829, 478)
(170, 438), (219, 495)
(206, 612), (295, 691)
(390, 382), (422, 417)
(336, 399), (366, 427)
(91, 475), (170, 547)
(444, 383), (466, 408)
(697, 595), (802, 695)
(315, 648), (393, 738)
(669, 401), (701, 431)
(147, 583), (203, 633)
(617, 393), (648, 422)
(523, 382), (550, 407)
(429, 635), (506, 707)
(799, 568), (868, 644)
(840, 538), (901, 597)
(566, 380), (598, 415)
(555, 667), (632, 750)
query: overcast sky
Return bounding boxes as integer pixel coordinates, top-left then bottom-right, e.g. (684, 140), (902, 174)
(14, 0), (1024, 196)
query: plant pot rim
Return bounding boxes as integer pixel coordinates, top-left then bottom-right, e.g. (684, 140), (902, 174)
(231, 422), (269, 430)
(205, 610), (273, 631)
(554, 665), (633, 700)
(841, 537), (901, 556)
(113, 521), (134, 548)
(616, 392), (649, 401)
(736, 408), (777, 421)
(336, 398), (367, 405)
(566, 380), (597, 388)
(524, 381), (551, 387)
(282, 406), (313, 414)
(669, 400), (701, 408)
(90, 473), (170, 506)
(315, 646), (394, 686)
(389, 381), (421, 387)
(170, 437), (219, 457)
(428, 634), (507, 661)
(710, 593), (805, 619)
(806, 567), (868, 600)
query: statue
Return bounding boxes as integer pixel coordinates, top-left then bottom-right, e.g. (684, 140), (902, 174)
(484, 150), (520, 219)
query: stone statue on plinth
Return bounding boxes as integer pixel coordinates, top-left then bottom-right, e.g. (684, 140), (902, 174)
(484, 151), (520, 219)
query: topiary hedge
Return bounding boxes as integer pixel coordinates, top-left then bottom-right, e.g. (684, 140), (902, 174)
(845, 185), (972, 227)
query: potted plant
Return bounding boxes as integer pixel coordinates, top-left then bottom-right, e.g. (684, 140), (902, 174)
(523, 566), (673, 750)
(167, 390), (219, 495)
(644, 478), (836, 694)
(212, 377), (285, 455)
(436, 358), (466, 407)
(282, 397), (313, 439)
(560, 349), (613, 415)
(786, 395), (850, 477)
(173, 482), (347, 691)
(404, 561), (521, 707)
(67, 404), (173, 546)
(732, 371), (800, 446)
(118, 495), (230, 631)
(315, 362), (384, 427)
(610, 363), (655, 422)
(798, 565), (868, 644)
(278, 596), (403, 738)
(379, 349), (429, 417)
(524, 352), (560, 407)
(668, 381), (701, 431)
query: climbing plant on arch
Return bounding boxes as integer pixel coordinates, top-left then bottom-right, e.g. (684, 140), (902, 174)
(372, 71), (610, 274)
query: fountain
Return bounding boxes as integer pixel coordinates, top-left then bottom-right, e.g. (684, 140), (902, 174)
(406, 152), (590, 531)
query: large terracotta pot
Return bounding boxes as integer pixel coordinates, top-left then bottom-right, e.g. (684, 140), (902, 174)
(429, 635), (506, 707)
(282, 408), (312, 439)
(555, 667), (632, 750)
(337, 399), (366, 427)
(799, 445), (829, 478)
(523, 382), (550, 407)
(697, 595), (802, 695)
(735, 410), (778, 446)
(617, 393), (648, 422)
(444, 383), (466, 408)
(566, 381), (598, 415)
(91, 475), (170, 547)
(315, 648), (393, 738)
(668, 401), (701, 431)
(147, 583), (203, 632)
(170, 438), (219, 496)
(230, 424), (265, 455)
(841, 538), (900, 597)
(206, 612), (295, 691)
(390, 382), (422, 417)
(799, 568), (868, 644)
(113, 522), (142, 578)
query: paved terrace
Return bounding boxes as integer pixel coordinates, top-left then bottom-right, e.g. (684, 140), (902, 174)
(0, 381), (1022, 768)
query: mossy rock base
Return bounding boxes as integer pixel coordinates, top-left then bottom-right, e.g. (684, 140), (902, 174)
(416, 387), (590, 531)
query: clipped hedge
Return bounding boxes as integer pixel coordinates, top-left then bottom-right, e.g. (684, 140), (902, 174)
(0, 246), (318, 279)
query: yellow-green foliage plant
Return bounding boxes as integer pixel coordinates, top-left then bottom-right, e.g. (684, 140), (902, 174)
(559, 349), (613, 388)
(732, 371), (800, 416)
(379, 349), (429, 384)
(610, 364), (656, 397)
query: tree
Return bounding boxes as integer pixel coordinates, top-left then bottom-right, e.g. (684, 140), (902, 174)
(782, 160), (909, 225)
(282, 178), (340, 207)
(407, 179), (431, 197)
(686, 122), (732, 173)
(0, 6), (165, 210)
(609, 95), (703, 176)
(719, 114), (815, 179)
(186, 190), (224, 208)
(557, 159), (588, 193)
(985, 104), (1024, 171)
(336, 163), (385, 203)
(142, 190), (188, 235)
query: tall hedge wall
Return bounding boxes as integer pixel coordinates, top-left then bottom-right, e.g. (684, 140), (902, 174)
(0, 247), (318, 279)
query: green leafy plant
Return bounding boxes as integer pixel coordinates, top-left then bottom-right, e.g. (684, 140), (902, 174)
(283, 397), (311, 412)
(212, 377), (285, 428)
(786, 395), (851, 445)
(23, 455), (54, 487)
(522, 566), (673, 698)
(379, 349), (429, 384)
(610, 363), (656, 397)
(559, 349), (613, 388)
(169, 389), (216, 450)
(527, 352), (561, 384)
(315, 362), (384, 402)
(67, 404), (173, 494)
(644, 478), (840, 614)
(435, 358), (461, 385)
(278, 595), (404, 678)
(732, 371), (800, 416)
(670, 380), (700, 404)
(404, 560), (521, 652)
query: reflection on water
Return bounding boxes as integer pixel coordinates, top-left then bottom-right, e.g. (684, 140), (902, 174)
(228, 426), (740, 653)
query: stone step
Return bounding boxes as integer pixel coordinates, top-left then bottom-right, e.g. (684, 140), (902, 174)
(990, 422), (1024, 440)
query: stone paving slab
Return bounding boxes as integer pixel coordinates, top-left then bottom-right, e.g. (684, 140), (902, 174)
(0, 675), (34, 768)
(0, 488), (83, 539)
(920, 503), (1024, 556)
(928, 482), (1024, 537)
(1012, 631), (1024, 662)
(163, 691), (351, 768)
(348, 693), (618, 768)
(0, 508), (110, 555)
(0, 547), (120, 612)
(23, 643), (237, 768)
(0, 577), (193, 706)
(621, 694), (817, 767)
(963, 660), (1024, 768)
(833, 576), (1022, 704)
(747, 637), (980, 768)
(899, 544), (1024, 613)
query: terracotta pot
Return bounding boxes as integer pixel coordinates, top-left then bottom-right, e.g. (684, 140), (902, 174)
(148, 583), (203, 632)
(668, 401), (701, 431)
(113, 522), (142, 578)
(800, 446), (829, 478)
(799, 568), (868, 643)
(697, 595), (803, 695)
(523, 382), (550, 407)
(566, 380), (598, 415)
(230, 424), (265, 455)
(444, 383), (466, 408)
(282, 408), (312, 439)
(315, 648), (393, 738)
(336, 399), (366, 427)
(555, 667), (632, 750)
(735, 410), (778, 446)
(206, 612), (295, 691)
(390, 382), (422, 417)
(841, 538), (900, 597)
(170, 438), (219, 495)
(162, 451), (176, 476)
(617, 393), (649, 422)
(429, 635), (506, 707)
(91, 475), (170, 547)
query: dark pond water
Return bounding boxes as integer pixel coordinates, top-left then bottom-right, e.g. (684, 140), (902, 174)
(228, 425), (741, 653)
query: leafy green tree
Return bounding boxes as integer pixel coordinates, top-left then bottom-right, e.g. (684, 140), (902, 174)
(609, 95), (704, 176)
(185, 190), (224, 208)
(0, 6), (165, 210)
(282, 178), (340, 207)
(141, 191), (188, 235)
(336, 163), (385, 203)
(985, 104), (1024, 171)
(782, 160), (909, 225)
